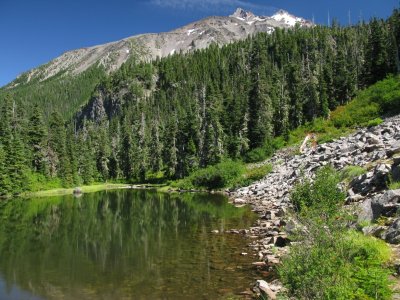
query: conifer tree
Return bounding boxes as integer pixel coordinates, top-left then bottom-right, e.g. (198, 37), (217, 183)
(48, 112), (72, 186)
(28, 104), (47, 174)
(248, 40), (273, 149)
(0, 144), (11, 196)
(149, 123), (163, 173)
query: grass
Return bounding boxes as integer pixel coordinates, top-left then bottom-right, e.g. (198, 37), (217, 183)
(23, 183), (132, 198)
(341, 165), (367, 183)
(389, 181), (400, 190)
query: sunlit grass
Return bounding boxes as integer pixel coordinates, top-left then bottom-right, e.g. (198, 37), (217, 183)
(23, 183), (131, 198)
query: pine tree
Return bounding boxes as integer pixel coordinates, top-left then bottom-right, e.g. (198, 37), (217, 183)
(28, 104), (48, 174)
(163, 115), (178, 178)
(0, 144), (11, 196)
(48, 111), (72, 186)
(149, 123), (163, 173)
(364, 18), (392, 84)
(248, 40), (273, 149)
(7, 131), (27, 194)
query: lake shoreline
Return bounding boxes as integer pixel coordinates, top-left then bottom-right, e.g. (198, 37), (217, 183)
(21, 183), (156, 198)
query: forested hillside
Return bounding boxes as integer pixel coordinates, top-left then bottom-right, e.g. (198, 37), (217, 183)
(0, 66), (106, 119)
(0, 10), (399, 196)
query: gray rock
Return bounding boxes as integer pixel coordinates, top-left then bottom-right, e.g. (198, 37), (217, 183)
(385, 218), (400, 244)
(256, 280), (277, 299)
(362, 225), (386, 238)
(387, 141), (400, 157)
(234, 198), (247, 205)
(358, 190), (400, 222)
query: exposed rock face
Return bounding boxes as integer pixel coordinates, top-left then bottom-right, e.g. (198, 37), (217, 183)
(6, 8), (311, 88)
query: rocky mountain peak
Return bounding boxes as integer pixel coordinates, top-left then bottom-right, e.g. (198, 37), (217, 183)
(273, 9), (290, 16)
(230, 8), (255, 20)
(7, 7), (312, 88)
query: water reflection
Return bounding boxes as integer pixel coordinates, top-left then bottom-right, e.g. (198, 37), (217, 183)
(0, 190), (257, 299)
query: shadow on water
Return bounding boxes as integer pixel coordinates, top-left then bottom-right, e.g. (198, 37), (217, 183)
(0, 190), (258, 299)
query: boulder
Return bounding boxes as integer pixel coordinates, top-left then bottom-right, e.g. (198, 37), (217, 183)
(274, 236), (289, 247)
(256, 280), (277, 299)
(362, 225), (386, 238)
(351, 164), (391, 195)
(358, 190), (400, 222)
(371, 164), (391, 189)
(387, 140), (400, 157)
(234, 198), (246, 205)
(385, 218), (400, 244)
(357, 199), (379, 222)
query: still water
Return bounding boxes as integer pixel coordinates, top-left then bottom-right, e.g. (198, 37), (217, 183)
(0, 190), (258, 299)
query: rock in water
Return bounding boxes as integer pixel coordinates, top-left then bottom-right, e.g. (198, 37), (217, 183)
(73, 187), (83, 195)
(256, 280), (277, 299)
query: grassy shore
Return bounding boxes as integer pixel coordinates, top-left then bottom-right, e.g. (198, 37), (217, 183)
(24, 183), (132, 198)
(23, 182), (173, 198)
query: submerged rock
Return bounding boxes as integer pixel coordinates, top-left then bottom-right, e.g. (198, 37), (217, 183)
(73, 187), (83, 195)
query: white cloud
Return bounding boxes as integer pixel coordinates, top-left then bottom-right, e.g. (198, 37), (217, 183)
(150, 0), (277, 15)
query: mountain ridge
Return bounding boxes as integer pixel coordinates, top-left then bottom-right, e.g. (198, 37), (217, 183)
(5, 8), (311, 89)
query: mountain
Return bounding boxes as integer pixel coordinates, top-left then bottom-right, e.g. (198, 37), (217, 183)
(5, 8), (311, 89)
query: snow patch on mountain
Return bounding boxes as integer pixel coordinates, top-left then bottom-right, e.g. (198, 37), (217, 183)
(271, 9), (305, 27)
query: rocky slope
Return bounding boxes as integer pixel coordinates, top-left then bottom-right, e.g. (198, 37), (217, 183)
(6, 8), (311, 89)
(227, 115), (400, 297)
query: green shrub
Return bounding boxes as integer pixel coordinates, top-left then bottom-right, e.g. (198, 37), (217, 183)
(245, 164), (272, 182)
(367, 117), (383, 127)
(279, 165), (392, 300)
(244, 141), (276, 163)
(235, 164), (273, 187)
(244, 147), (269, 163)
(279, 229), (392, 300)
(178, 160), (245, 190)
(243, 137), (291, 164)
(290, 166), (345, 219)
(25, 171), (63, 192)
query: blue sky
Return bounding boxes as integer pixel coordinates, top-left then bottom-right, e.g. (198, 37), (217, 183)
(0, 0), (398, 87)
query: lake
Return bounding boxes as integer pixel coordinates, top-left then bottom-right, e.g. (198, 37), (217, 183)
(0, 190), (258, 299)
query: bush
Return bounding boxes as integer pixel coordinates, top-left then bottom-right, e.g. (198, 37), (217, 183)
(244, 147), (269, 163)
(179, 160), (245, 190)
(367, 117), (383, 127)
(244, 141), (276, 163)
(279, 166), (392, 299)
(235, 164), (272, 187)
(243, 137), (290, 164)
(279, 229), (392, 300)
(290, 166), (345, 219)
(25, 171), (63, 192)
